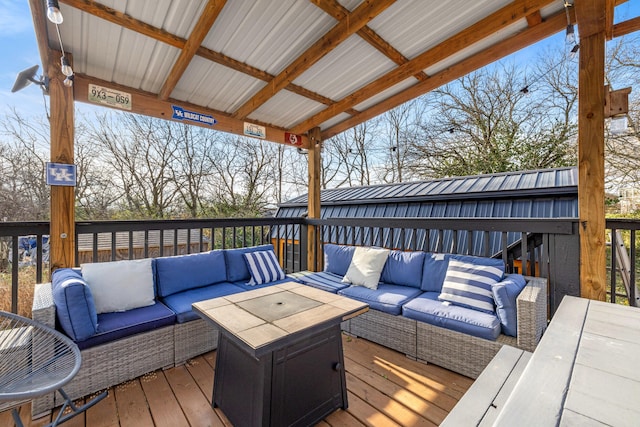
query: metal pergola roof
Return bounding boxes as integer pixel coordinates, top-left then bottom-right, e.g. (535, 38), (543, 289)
(27, 0), (600, 146)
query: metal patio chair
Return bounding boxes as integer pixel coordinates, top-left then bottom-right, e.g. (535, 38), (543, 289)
(0, 311), (106, 426)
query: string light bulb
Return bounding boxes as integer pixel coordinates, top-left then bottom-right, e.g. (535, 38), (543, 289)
(63, 75), (74, 88)
(47, 0), (63, 24)
(60, 56), (73, 77)
(566, 24), (576, 45)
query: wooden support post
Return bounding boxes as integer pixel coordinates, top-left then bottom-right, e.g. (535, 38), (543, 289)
(307, 128), (322, 272)
(576, 0), (607, 301)
(48, 52), (76, 271)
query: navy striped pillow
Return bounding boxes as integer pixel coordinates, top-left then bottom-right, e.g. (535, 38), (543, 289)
(438, 259), (504, 313)
(243, 250), (286, 285)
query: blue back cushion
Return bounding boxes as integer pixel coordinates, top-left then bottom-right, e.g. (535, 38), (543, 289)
(225, 244), (275, 282)
(492, 274), (527, 336)
(323, 244), (355, 276)
(439, 258), (505, 314)
(420, 253), (506, 292)
(155, 250), (227, 297)
(420, 253), (453, 292)
(51, 268), (98, 341)
(380, 250), (425, 288)
(244, 250), (286, 285)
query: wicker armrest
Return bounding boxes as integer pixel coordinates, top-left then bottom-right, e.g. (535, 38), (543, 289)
(515, 276), (547, 352)
(32, 282), (56, 328)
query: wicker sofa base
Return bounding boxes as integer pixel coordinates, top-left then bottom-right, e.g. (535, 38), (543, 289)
(347, 310), (417, 358)
(174, 318), (219, 365)
(417, 321), (516, 378)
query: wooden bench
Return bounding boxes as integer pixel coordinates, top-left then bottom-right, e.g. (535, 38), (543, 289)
(441, 345), (531, 426)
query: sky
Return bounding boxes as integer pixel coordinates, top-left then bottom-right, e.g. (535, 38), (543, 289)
(1, 1), (639, 123)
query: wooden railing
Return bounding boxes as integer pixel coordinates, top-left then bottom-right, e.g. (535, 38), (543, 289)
(3, 217), (638, 317)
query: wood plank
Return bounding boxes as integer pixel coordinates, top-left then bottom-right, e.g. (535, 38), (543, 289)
(479, 351), (532, 426)
(343, 335), (472, 399)
(18, 403), (50, 427)
(158, 0), (226, 100)
(48, 50), (76, 271)
(563, 364), (640, 425)
(308, 127), (322, 272)
(73, 73), (310, 148)
(113, 379), (155, 427)
(613, 16), (640, 37)
(232, 0), (396, 119)
(0, 340), (469, 427)
(346, 371), (436, 427)
(311, 0), (428, 81)
(346, 390), (402, 427)
(576, 0), (607, 301)
(344, 353), (450, 425)
(164, 365), (225, 427)
(139, 371), (190, 427)
(323, 408), (366, 427)
(52, 397), (85, 427)
(184, 356), (215, 403)
(85, 391), (118, 427)
(493, 296), (589, 426)
(441, 346), (527, 427)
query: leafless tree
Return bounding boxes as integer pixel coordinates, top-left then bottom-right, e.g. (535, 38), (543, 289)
(407, 59), (577, 179)
(90, 113), (181, 219)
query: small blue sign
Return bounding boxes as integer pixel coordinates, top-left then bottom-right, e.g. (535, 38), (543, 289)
(46, 162), (77, 186)
(172, 105), (217, 126)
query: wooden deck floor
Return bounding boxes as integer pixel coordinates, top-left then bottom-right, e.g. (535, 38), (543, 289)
(1, 335), (472, 427)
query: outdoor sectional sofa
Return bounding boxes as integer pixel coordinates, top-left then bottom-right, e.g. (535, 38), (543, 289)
(291, 244), (548, 379)
(31, 243), (292, 417)
(31, 242), (547, 418)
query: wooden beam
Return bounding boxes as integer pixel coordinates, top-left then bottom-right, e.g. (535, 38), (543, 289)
(307, 128), (322, 272)
(311, 0), (429, 82)
(613, 16), (640, 37)
(291, 0), (556, 134)
(322, 7), (569, 139)
(59, 0), (356, 115)
(158, 0), (226, 100)
(526, 11), (543, 27)
(28, 0), (50, 73)
(576, 0), (607, 301)
(48, 52), (76, 271)
(73, 73), (309, 148)
(231, 0), (396, 120)
(605, 0), (616, 40)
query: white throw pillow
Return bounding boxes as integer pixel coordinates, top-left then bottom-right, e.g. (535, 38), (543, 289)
(342, 247), (390, 289)
(81, 258), (155, 314)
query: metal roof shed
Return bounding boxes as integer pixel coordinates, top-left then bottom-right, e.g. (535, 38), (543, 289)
(275, 167), (578, 257)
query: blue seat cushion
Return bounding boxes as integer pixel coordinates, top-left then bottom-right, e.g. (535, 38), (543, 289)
(381, 250), (426, 288)
(162, 282), (245, 323)
(231, 276), (293, 291)
(292, 271), (350, 293)
(51, 268), (98, 341)
(402, 292), (501, 341)
(224, 244), (275, 282)
(76, 302), (176, 350)
(323, 244), (355, 276)
(338, 283), (422, 315)
(492, 274), (527, 336)
(155, 250), (227, 297)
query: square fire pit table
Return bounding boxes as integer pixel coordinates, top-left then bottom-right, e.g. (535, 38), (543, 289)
(192, 281), (369, 427)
